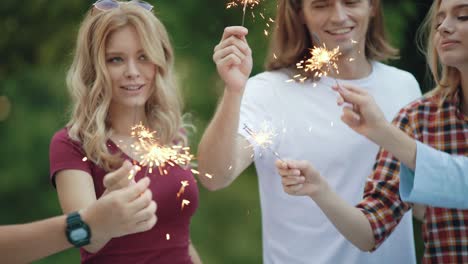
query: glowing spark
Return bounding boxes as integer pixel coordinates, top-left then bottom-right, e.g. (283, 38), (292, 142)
(291, 33), (349, 83)
(131, 122), (156, 141)
(205, 173), (213, 179)
(264, 30), (269, 36)
(226, 0), (261, 26)
(166, 233), (170, 240)
(228, 165), (233, 170)
(226, 0), (273, 33)
(130, 123), (194, 176)
(127, 165), (141, 180)
(243, 124), (275, 150)
(177, 180), (190, 198)
(243, 123), (283, 161)
(82, 157), (88, 162)
(304, 44), (341, 76)
(349, 58), (355, 62)
(226, 0), (260, 9)
(181, 199), (190, 210)
(273, 53), (278, 59)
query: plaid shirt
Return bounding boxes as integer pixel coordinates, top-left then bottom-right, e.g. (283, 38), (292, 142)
(356, 91), (468, 264)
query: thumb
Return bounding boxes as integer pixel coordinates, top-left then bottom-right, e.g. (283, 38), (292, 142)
(294, 160), (316, 175)
(333, 85), (366, 107)
(124, 177), (151, 202)
(103, 160), (133, 188)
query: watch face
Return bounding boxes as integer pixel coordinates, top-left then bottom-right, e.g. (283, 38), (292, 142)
(70, 228), (88, 241)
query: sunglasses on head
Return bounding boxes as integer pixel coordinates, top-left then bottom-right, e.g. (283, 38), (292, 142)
(93, 0), (153, 12)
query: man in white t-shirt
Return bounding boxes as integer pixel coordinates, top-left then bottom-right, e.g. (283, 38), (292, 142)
(198, 0), (421, 263)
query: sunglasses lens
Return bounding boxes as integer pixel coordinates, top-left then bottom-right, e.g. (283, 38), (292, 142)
(133, 0), (154, 11)
(94, 0), (119, 10)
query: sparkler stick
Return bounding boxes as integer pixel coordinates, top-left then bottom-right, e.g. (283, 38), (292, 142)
(243, 123), (284, 161)
(226, 0), (261, 26)
(241, 0), (248, 26)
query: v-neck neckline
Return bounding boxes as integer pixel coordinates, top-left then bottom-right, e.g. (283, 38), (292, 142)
(107, 138), (145, 164)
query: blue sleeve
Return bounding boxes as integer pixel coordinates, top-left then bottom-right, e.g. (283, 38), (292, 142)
(400, 141), (468, 209)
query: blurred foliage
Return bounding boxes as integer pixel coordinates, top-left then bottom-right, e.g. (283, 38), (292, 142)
(0, 0), (432, 263)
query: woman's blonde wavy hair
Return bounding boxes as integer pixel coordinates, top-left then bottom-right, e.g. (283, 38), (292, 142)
(417, 0), (460, 100)
(66, 4), (186, 171)
(265, 0), (398, 71)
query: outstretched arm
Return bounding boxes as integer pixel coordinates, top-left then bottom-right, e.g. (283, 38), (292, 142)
(197, 26), (254, 191)
(276, 160), (376, 251)
(1, 176), (156, 263)
(55, 161), (154, 252)
(335, 84), (468, 209)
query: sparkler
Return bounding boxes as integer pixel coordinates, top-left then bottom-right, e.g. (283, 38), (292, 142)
(130, 122), (194, 177)
(226, 0), (261, 26)
(243, 123), (283, 161)
(291, 43), (342, 84)
(290, 34), (357, 85)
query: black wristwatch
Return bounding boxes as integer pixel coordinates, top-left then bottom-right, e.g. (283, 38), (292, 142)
(66, 211), (91, 247)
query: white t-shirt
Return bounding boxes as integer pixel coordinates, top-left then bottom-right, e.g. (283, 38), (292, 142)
(238, 61), (421, 264)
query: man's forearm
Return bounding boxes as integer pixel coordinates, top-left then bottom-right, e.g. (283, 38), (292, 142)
(198, 89), (244, 190)
(1, 216), (71, 263)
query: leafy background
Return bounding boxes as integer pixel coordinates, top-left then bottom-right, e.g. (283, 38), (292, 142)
(0, 0), (432, 263)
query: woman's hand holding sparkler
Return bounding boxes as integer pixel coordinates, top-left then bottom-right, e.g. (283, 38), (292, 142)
(213, 26), (253, 93)
(333, 84), (389, 142)
(334, 83), (422, 181)
(275, 160), (329, 199)
(84, 176), (157, 241)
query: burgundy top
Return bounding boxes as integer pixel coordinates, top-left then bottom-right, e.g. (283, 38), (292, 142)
(49, 128), (199, 264)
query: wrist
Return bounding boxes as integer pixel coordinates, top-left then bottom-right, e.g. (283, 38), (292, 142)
(308, 175), (331, 201)
(66, 211), (92, 248)
(224, 85), (244, 98)
(222, 88), (244, 107)
(80, 207), (107, 245)
(367, 121), (391, 145)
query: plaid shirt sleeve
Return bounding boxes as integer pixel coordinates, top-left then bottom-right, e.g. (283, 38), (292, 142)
(355, 108), (415, 251)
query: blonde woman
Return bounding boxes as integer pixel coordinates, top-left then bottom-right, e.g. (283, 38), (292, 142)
(276, 0), (468, 262)
(199, 0), (420, 263)
(49, 1), (200, 263)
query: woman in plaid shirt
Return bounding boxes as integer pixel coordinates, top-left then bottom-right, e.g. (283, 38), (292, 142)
(332, 83), (468, 209)
(275, 0), (468, 263)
